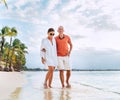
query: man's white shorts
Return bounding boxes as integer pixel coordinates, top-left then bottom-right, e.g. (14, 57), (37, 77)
(57, 56), (71, 70)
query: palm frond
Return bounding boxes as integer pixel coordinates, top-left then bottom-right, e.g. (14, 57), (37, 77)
(3, 0), (8, 9)
(0, 0), (8, 9)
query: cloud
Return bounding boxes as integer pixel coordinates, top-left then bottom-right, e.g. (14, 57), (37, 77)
(71, 48), (120, 69)
(87, 15), (120, 31)
(1, 0), (120, 69)
(61, 0), (81, 12)
(0, 0), (42, 25)
(1, 0), (120, 31)
(42, 0), (61, 15)
(71, 34), (86, 39)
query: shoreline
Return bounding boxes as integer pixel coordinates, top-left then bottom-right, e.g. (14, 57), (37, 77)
(14, 68), (120, 71)
(0, 71), (120, 100)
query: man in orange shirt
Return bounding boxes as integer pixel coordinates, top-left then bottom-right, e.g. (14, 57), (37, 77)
(55, 26), (73, 88)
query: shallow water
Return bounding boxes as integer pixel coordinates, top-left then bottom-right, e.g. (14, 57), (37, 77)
(9, 71), (120, 100)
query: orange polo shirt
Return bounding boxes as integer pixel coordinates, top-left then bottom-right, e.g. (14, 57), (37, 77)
(55, 34), (71, 56)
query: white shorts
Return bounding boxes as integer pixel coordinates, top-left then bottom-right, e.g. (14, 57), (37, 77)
(57, 56), (71, 70)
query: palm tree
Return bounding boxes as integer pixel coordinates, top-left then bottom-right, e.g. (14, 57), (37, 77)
(6, 27), (17, 47)
(15, 42), (28, 71)
(2, 42), (9, 61)
(2, 42), (10, 71)
(9, 39), (20, 70)
(9, 39), (28, 71)
(0, 26), (10, 54)
(0, 26), (28, 71)
(0, 26), (9, 68)
(20, 43), (28, 54)
(5, 27), (17, 69)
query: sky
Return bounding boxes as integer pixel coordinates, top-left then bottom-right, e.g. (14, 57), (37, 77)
(0, 0), (120, 69)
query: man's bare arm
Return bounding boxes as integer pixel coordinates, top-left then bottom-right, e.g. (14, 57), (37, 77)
(68, 41), (73, 56)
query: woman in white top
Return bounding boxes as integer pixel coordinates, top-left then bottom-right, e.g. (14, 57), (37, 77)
(40, 28), (57, 88)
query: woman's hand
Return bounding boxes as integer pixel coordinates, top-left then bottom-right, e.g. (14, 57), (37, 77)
(41, 48), (46, 52)
(41, 57), (46, 64)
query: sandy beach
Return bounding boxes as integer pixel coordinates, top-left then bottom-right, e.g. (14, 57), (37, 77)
(0, 71), (120, 100)
(0, 72), (26, 100)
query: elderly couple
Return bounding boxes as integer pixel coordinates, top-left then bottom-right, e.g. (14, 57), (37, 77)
(40, 26), (73, 89)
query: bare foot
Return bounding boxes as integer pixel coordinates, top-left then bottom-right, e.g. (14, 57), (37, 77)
(61, 85), (65, 89)
(44, 83), (48, 89)
(49, 85), (52, 88)
(66, 84), (71, 88)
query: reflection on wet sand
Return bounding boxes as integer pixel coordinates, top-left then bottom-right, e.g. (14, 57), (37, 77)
(60, 89), (71, 100)
(8, 87), (22, 100)
(43, 88), (71, 100)
(44, 89), (52, 100)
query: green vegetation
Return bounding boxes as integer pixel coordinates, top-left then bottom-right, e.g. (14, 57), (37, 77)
(0, 26), (28, 71)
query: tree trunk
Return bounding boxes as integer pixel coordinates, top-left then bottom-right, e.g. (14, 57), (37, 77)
(9, 48), (14, 71)
(0, 36), (5, 53)
(5, 37), (12, 68)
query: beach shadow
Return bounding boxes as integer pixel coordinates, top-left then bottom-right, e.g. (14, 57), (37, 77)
(8, 87), (22, 100)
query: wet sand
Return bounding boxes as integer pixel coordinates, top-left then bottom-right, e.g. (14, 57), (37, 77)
(0, 72), (26, 100)
(1, 71), (120, 100)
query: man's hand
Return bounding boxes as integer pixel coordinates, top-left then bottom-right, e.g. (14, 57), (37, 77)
(67, 51), (71, 56)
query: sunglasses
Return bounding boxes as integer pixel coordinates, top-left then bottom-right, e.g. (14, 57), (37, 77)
(50, 33), (55, 36)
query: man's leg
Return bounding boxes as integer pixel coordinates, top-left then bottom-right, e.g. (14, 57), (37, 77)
(66, 70), (71, 88)
(59, 70), (65, 88)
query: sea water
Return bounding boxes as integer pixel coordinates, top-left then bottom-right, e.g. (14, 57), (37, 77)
(11, 71), (120, 100)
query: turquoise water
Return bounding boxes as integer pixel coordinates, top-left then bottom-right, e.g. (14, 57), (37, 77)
(71, 71), (120, 93)
(24, 71), (120, 93)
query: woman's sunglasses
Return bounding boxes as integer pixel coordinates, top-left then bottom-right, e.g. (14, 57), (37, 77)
(50, 33), (55, 36)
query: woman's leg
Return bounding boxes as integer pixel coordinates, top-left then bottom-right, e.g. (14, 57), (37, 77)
(48, 66), (55, 88)
(44, 66), (54, 88)
(44, 68), (51, 88)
